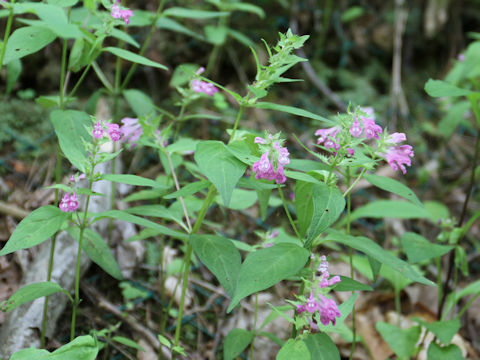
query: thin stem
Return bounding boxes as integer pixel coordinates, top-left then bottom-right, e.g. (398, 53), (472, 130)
(277, 185), (301, 240)
(173, 185), (217, 357)
(59, 39), (68, 107)
(121, 0), (167, 90)
(229, 98), (249, 143)
(249, 292), (259, 360)
(67, 64), (92, 100)
(346, 167), (357, 360)
(0, 0), (15, 74)
(71, 180), (94, 341)
(173, 102), (186, 140)
(343, 168), (367, 197)
(92, 61), (114, 92)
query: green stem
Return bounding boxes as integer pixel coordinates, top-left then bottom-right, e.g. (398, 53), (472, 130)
(173, 185), (217, 356)
(249, 292), (259, 360)
(71, 180), (94, 341)
(346, 167), (357, 360)
(59, 39), (68, 108)
(229, 100), (247, 144)
(173, 103), (186, 140)
(120, 0), (167, 90)
(67, 63), (91, 100)
(0, 0), (15, 74)
(92, 61), (114, 92)
(205, 16), (229, 75)
(343, 168), (366, 197)
(277, 185), (301, 240)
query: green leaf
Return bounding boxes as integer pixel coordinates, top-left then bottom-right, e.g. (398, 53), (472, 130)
(3, 26), (56, 64)
(126, 205), (186, 231)
(0, 206), (68, 256)
(413, 317), (460, 345)
(101, 174), (166, 189)
(401, 232), (453, 263)
(191, 235), (241, 297)
(277, 339), (311, 360)
(444, 279), (480, 315)
(46, 0), (79, 6)
(194, 141), (246, 206)
(255, 102), (331, 124)
(10, 348), (50, 360)
(204, 25), (227, 45)
(163, 7), (230, 19)
(380, 264), (413, 292)
(306, 183), (345, 245)
(164, 180), (210, 199)
(103, 47), (168, 70)
(48, 335), (99, 360)
(438, 101), (470, 138)
(224, 2), (265, 18)
(156, 17), (205, 41)
(427, 343), (463, 360)
(215, 188), (257, 210)
(227, 28), (255, 48)
(123, 89), (155, 117)
(6, 58), (22, 94)
(326, 232), (434, 286)
(112, 336), (145, 352)
(333, 276), (373, 292)
(424, 200), (450, 222)
(92, 210), (187, 240)
(303, 333), (340, 360)
(228, 243), (309, 312)
(50, 109), (91, 172)
(0, 282), (66, 312)
(223, 329), (253, 360)
(295, 180), (314, 238)
(364, 174), (422, 207)
(376, 322), (421, 360)
(425, 79), (474, 98)
(67, 228), (123, 280)
(350, 200), (430, 221)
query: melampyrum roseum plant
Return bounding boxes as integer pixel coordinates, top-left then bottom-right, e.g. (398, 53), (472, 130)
(0, 0), (478, 359)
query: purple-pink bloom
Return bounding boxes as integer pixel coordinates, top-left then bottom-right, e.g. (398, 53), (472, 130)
(111, 3), (133, 25)
(305, 293), (318, 314)
(120, 117), (143, 148)
(254, 137), (266, 144)
(349, 118), (363, 138)
(268, 229), (279, 239)
(384, 144), (414, 174)
(347, 148), (355, 156)
(108, 123), (122, 142)
(69, 173), (86, 183)
(317, 295), (341, 326)
(362, 118), (383, 140)
(59, 193), (79, 212)
(386, 132), (407, 144)
(191, 79), (218, 96)
(92, 121), (103, 139)
(458, 53), (465, 62)
(315, 126), (341, 150)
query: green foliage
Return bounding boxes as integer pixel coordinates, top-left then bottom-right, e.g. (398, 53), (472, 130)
(1, 282), (68, 312)
(3, 26), (56, 64)
(376, 322), (421, 360)
(223, 329), (253, 360)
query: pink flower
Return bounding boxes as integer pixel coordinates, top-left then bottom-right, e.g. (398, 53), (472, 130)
(191, 79), (218, 96)
(384, 145), (414, 174)
(92, 121), (103, 139)
(59, 193), (79, 212)
(349, 118), (363, 138)
(347, 148), (355, 156)
(317, 295), (341, 326)
(386, 132), (406, 144)
(458, 53), (465, 62)
(108, 123), (122, 142)
(268, 229), (279, 239)
(305, 293), (318, 314)
(111, 3), (133, 25)
(277, 147), (290, 166)
(252, 134), (290, 184)
(120, 117), (143, 148)
(315, 126), (341, 150)
(254, 137), (266, 144)
(362, 118), (383, 140)
(69, 173), (86, 183)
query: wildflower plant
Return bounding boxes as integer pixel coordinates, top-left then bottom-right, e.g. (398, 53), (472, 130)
(0, 0), (477, 359)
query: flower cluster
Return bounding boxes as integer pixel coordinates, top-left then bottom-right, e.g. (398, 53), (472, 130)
(92, 121), (122, 143)
(295, 255), (342, 330)
(111, 1), (133, 25)
(191, 67), (218, 96)
(315, 107), (414, 174)
(252, 133), (290, 184)
(59, 193), (79, 212)
(120, 117), (143, 148)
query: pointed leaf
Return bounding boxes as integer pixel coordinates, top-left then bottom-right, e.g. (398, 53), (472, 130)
(302, 333), (340, 360)
(425, 79), (473, 98)
(3, 26), (56, 64)
(195, 141), (246, 206)
(102, 174), (167, 189)
(223, 329), (253, 360)
(376, 322), (421, 360)
(0, 282), (66, 312)
(401, 232), (453, 263)
(103, 47), (168, 70)
(413, 317), (460, 345)
(191, 235), (241, 297)
(228, 243), (309, 312)
(295, 180), (314, 238)
(49, 335), (99, 360)
(0, 206), (68, 255)
(364, 174), (422, 207)
(277, 339), (311, 360)
(255, 102), (331, 124)
(427, 343), (463, 360)
(350, 200), (430, 221)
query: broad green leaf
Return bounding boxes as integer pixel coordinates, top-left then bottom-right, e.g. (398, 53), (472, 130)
(6, 58), (22, 94)
(380, 264), (412, 292)
(50, 109), (91, 172)
(303, 333), (340, 360)
(326, 232), (434, 286)
(191, 235), (241, 297)
(123, 89), (155, 117)
(3, 26), (56, 64)
(10, 348), (50, 360)
(425, 79), (473, 98)
(444, 279), (480, 315)
(92, 210), (187, 240)
(156, 17), (205, 41)
(223, 329), (253, 360)
(427, 343), (463, 360)
(413, 317), (460, 345)
(166, 138), (199, 154)
(255, 102), (331, 124)
(438, 101), (470, 138)
(205, 25), (227, 45)
(306, 183), (345, 245)
(401, 232), (453, 263)
(424, 200), (450, 222)
(350, 200), (430, 221)
(163, 7), (230, 19)
(164, 180), (210, 199)
(126, 205), (186, 231)
(0, 282), (66, 312)
(67, 228), (123, 280)
(256, 187), (271, 220)
(288, 159), (329, 172)
(194, 141), (246, 206)
(228, 243), (309, 312)
(333, 276), (373, 292)
(215, 188), (257, 210)
(49, 335), (99, 360)
(277, 339), (311, 360)
(112, 336), (145, 352)
(364, 174), (422, 206)
(47, 0), (79, 6)
(284, 170), (321, 183)
(376, 322), (421, 360)
(224, 2), (265, 18)
(123, 189), (167, 202)
(0, 206), (68, 255)
(295, 180), (314, 238)
(109, 28), (140, 48)
(103, 47), (168, 70)
(102, 174), (166, 189)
